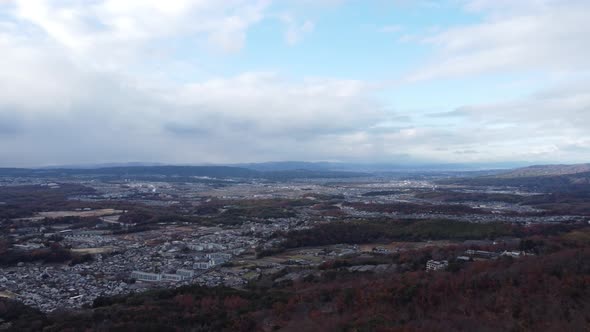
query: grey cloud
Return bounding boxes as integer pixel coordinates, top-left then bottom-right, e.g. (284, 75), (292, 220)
(163, 123), (211, 137)
(0, 36), (396, 166)
(455, 150), (478, 155)
(559, 144), (590, 153)
(0, 112), (24, 136)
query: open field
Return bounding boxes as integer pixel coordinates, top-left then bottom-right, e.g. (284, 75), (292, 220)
(0, 291), (17, 299)
(37, 209), (123, 219)
(71, 247), (116, 255)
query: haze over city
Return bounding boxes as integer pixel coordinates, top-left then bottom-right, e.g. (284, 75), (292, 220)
(1, 0), (589, 167)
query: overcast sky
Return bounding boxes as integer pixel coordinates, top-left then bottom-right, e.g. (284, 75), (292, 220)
(0, 0), (589, 167)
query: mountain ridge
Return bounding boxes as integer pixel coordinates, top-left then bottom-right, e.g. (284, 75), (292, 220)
(496, 163), (590, 178)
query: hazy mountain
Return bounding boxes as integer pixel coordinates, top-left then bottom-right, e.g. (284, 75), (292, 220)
(39, 162), (167, 169)
(496, 163), (590, 178)
(234, 161), (529, 172)
(0, 165), (369, 181)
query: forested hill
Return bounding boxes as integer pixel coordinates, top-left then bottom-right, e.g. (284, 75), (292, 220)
(441, 163), (590, 192)
(497, 163), (590, 177)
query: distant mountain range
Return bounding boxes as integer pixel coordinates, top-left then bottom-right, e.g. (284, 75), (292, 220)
(37, 161), (530, 173)
(39, 162), (167, 169)
(234, 161), (530, 172)
(0, 165), (369, 181)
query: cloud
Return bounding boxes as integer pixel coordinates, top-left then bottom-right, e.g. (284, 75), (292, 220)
(169, 73), (382, 133)
(0, 112), (23, 136)
(279, 14), (314, 46)
(381, 0), (590, 163)
(433, 79), (590, 162)
(0, 0), (588, 166)
(407, 0), (590, 81)
(457, 80), (590, 127)
(6, 0), (270, 61)
(0, 0), (404, 166)
(0, 31), (394, 165)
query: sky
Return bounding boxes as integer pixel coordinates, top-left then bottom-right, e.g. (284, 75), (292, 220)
(0, 0), (589, 167)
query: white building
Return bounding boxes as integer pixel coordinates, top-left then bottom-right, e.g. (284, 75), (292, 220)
(206, 253), (232, 265)
(177, 269), (194, 279)
(426, 260), (448, 271)
(501, 250), (534, 258)
(205, 243), (226, 251)
(188, 244), (204, 251)
(161, 273), (183, 282)
(131, 271), (161, 282)
(195, 262), (212, 270)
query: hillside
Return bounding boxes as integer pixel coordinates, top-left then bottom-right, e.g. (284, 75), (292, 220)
(442, 163), (590, 192)
(497, 163), (590, 178)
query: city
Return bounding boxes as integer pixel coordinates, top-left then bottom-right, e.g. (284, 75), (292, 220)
(1, 165), (588, 317)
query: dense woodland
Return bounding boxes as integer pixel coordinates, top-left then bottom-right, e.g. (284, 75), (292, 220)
(415, 191), (524, 204)
(0, 241), (91, 267)
(257, 219), (581, 257)
(344, 201), (493, 215)
(0, 185), (97, 219)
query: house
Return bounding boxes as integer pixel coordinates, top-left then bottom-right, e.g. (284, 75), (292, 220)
(501, 250), (534, 258)
(195, 262), (212, 270)
(426, 260), (448, 271)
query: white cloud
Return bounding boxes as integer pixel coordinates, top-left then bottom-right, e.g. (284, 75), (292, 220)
(0, 27), (392, 165)
(435, 79), (590, 162)
(7, 0), (270, 63)
(407, 0), (590, 81)
(279, 14), (314, 46)
(0, 0), (398, 166)
(458, 82), (590, 133)
(1, 0), (589, 166)
(168, 73), (382, 135)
